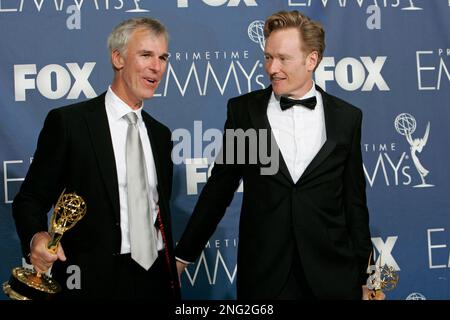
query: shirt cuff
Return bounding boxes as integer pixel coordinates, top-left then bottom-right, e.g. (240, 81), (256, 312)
(176, 256), (193, 265)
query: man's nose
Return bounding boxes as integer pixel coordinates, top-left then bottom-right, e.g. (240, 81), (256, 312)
(266, 59), (280, 74)
(148, 57), (162, 72)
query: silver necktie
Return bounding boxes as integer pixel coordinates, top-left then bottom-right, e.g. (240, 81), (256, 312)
(124, 112), (158, 270)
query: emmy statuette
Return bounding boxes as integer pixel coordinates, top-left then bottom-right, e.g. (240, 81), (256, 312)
(3, 191), (86, 300)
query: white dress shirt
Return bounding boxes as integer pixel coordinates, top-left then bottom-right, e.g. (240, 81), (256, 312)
(105, 87), (163, 253)
(177, 84), (327, 265)
(267, 83), (327, 183)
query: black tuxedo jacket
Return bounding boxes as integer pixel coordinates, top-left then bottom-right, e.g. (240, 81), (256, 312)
(176, 85), (373, 299)
(12, 93), (179, 298)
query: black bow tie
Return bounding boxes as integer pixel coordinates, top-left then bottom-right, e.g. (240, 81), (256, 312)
(279, 96), (317, 111)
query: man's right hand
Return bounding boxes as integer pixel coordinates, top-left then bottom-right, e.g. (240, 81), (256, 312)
(30, 231), (66, 273)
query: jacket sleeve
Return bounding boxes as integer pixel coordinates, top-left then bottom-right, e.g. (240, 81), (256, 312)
(342, 109), (373, 285)
(175, 100), (243, 262)
(12, 108), (68, 259)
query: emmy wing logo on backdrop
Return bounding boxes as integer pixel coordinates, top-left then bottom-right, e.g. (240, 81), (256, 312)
(125, 0), (149, 12)
(401, 0), (423, 10)
(247, 20), (265, 51)
(394, 113), (434, 188)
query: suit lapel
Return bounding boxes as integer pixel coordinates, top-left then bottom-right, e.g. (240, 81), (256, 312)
(248, 87), (294, 185)
(297, 86), (338, 184)
(83, 93), (120, 220)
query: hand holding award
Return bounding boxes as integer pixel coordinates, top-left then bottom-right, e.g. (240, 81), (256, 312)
(3, 191), (86, 300)
(366, 252), (399, 300)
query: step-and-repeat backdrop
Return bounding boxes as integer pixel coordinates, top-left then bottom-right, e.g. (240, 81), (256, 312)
(1, 0), (449, 300)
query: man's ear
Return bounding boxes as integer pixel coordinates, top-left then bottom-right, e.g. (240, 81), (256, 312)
(111, 49), (125, 70)
(307, 50), (319, 72)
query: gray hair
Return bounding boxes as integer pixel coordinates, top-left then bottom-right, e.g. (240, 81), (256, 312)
(107, 17), (169, 56)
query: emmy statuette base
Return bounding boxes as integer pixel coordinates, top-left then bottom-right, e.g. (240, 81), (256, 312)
(2, 267), (61, 300)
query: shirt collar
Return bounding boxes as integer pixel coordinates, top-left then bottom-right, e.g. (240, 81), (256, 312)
(105, 86), (144, 122)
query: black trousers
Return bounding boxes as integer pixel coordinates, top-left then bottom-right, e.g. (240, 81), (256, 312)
(112, 251), (173, 300)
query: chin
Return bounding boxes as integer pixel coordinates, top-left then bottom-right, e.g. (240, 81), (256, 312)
(141, 90), (155, 100)
(271, 85), (284, 96)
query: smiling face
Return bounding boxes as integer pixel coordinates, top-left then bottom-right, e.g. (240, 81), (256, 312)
(264, 27), (318, 99)
(111, 27), (169, 109)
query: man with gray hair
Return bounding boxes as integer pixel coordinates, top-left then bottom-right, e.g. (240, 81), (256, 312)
(12, 17), (180, 299)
